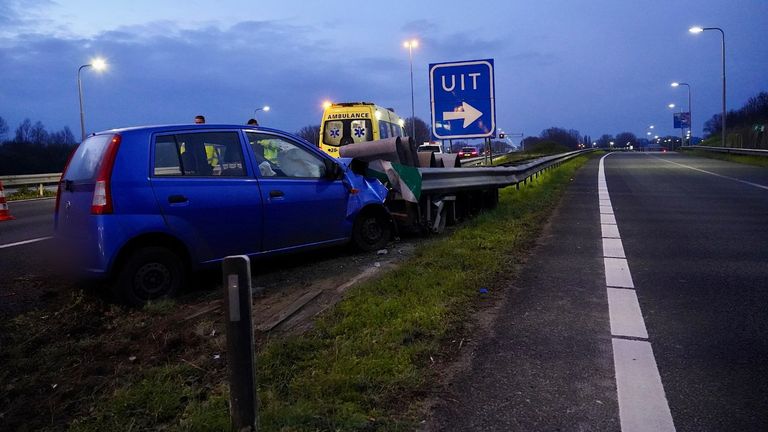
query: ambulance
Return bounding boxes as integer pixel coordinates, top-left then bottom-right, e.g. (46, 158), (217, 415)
(318, 102), (406, 157)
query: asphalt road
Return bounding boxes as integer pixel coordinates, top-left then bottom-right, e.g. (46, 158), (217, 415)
(430, 152), (768, 431)
(0, 198), (58, 317)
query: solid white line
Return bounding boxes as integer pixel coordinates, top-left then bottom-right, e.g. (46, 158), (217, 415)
(0, 236), (53, 249)
(654, 156), (768, 191)
(600, 206), (614, 215)
(601, 213), (617, 225)
(604, 257), (635, 288)
(602, 223), (620, 239)
(607, 288), (648, 338)
(613, 339), (676, 432)
(601, 153), (676, 432)
(602, 238), (626, 258)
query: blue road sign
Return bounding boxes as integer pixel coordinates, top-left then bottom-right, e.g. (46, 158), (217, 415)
(674, 112), (691, 129)
(430, 59), (495, 140)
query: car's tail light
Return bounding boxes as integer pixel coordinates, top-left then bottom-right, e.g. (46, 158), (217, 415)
(91, 134), (122, 215)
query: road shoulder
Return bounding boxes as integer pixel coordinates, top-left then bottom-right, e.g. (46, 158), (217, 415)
(426, 156), (620, 431)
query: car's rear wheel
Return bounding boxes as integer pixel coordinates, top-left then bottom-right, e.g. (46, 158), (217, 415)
(352, 210), (391, 251)
(114, 246), (185, 307)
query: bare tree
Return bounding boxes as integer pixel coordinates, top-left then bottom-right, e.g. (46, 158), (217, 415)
(404, 117), (431, 146)
(296, 125), (321, 146)
(14, 118), (32, 143)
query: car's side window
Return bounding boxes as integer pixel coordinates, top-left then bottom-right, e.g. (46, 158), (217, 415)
(247, 132), (327, 178)
(153, 132), (245, 177)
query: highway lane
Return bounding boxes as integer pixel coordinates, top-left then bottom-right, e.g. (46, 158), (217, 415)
(0, 198), (56, 246)
(605, 152), (768, 431)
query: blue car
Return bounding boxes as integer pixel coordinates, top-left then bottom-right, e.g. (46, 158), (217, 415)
(55, 124), (391, 306)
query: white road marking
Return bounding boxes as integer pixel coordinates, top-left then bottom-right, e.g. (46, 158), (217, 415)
(600, 154), (676, 431)
(604, 257), (635, 288)
(601, 223), (621, 239)
(603, 238), (626, 258)
(601, 213), (617, 225)
(613, 339), (676, 432)
(0, 236), (53, 249)
(607, 288), (648, 338)
(654, 156), (768, 191)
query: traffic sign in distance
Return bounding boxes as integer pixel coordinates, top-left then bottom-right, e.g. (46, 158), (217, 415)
(429, 59), (496, 140)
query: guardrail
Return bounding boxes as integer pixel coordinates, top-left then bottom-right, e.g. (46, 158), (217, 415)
(420, 149), (594, 194)
(0, 173), (61, 187)
(680, 146), (768, 157)
(0, 148), (592, 196)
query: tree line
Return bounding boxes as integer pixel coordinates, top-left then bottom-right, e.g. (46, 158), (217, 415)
(703, 91), (768, 147)
(0, 117), (78, 175)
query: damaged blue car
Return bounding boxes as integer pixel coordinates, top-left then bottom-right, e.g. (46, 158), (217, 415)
(55, 124), (391, 306)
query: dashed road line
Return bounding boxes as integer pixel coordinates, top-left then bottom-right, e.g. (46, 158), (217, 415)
(600, 154), (676, 432)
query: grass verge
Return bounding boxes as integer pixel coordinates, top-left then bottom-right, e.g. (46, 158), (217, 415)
(254, 154), (592, 430)
(5, 186), (56, 201)
(683, 149), (768, 168)
(0, 154), (592, 431)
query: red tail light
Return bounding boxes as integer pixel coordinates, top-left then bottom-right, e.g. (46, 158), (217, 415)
(91, 134), (122, 215)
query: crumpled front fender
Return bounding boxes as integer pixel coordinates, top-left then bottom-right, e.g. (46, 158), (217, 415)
(338, 157), (389, 218)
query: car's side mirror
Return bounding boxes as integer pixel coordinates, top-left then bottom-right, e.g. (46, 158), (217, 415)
(323, 159), (343, 180)
(349, 158), (368, 176)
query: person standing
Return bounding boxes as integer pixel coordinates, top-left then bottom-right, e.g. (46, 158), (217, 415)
(194, 115), (206, 124)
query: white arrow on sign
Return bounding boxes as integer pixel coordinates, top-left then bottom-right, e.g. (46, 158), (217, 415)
(442, 101), (483, 128)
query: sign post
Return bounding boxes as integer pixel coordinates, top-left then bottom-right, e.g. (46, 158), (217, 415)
(429, 59), (496, 146)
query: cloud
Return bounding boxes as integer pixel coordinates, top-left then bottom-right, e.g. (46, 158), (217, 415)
(0, 0), (57, 36)
(0, 18), (422, 135)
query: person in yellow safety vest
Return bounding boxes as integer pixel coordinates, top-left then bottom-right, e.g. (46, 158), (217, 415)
(204, 144), (220, 172)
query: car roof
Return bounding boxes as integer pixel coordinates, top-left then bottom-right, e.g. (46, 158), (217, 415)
(89, 124), (286, 136)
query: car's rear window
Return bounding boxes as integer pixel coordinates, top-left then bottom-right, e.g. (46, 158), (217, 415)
(62, 134), (114, 182)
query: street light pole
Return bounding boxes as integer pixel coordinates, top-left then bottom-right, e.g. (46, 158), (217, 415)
(690, 26), (726, 147)
(77, 58), (107, 142)
(403, 39), (418, 140)
(671, 82), (692, 145)
(77, 64), (90, 142)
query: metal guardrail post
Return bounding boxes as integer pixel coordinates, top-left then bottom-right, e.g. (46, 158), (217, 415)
(223, 255), (258, 432)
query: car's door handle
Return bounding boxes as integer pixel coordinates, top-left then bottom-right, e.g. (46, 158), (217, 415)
(168, 194), (188, 204)
(269, 190), (284, 198)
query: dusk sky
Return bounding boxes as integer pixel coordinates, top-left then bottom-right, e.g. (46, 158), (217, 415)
(1, 0), (767, 144)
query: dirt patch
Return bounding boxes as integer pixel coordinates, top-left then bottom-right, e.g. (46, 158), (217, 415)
(0, 238), (419, 431)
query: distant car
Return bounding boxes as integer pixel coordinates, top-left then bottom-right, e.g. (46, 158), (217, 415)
(55, 124), (391, 306)
(458, 147), (479, 158)
(417, 144), (443, 154)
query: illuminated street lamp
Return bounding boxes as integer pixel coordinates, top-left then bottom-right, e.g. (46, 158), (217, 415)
(403, 39), (419, 139)
(668, 103), (676, 109)
(690, 26), (726, 146)
(254, 105), (270, 119)
(77, 57), (107, 141)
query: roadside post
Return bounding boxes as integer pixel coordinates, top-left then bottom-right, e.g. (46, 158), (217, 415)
(223, 255), (258, 431)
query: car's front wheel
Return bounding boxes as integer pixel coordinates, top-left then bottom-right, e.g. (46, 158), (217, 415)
(114, 246), (185, 307)
(352, 210), (392, 252)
